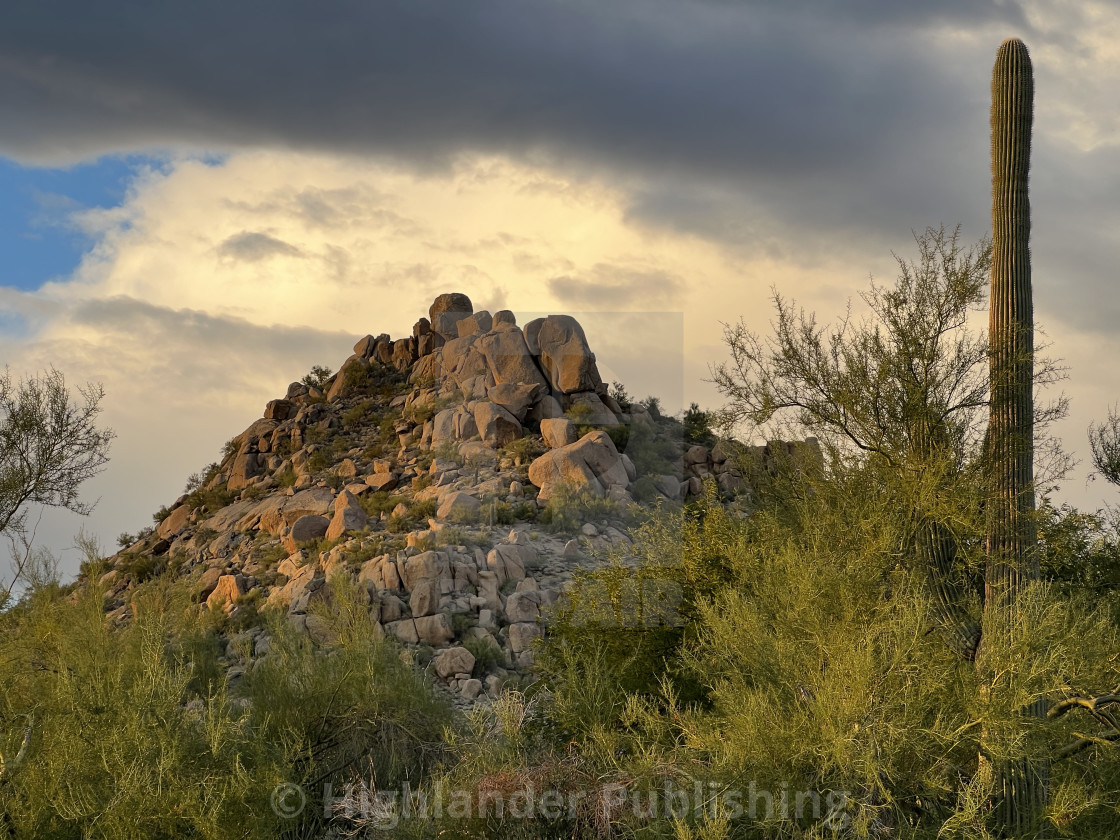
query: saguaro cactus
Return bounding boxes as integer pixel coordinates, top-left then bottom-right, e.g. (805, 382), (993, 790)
(984, 36), (1046, 834)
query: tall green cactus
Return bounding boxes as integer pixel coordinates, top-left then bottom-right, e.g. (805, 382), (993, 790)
(983, 36), (1046, 835)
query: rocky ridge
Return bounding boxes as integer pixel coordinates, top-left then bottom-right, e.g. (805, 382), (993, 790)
(96, 293), (820, 706)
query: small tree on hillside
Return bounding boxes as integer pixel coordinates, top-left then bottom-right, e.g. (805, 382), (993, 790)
(0, 367), (114, 599)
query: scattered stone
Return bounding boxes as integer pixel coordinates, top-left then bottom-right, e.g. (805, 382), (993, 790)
(283, 515), (330, 553)
(433, 646), (476, 679)
(436, 492), (481, 523)
(206, 575), (243, 610)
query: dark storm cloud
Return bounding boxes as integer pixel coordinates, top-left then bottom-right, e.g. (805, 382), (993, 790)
(216, 231), (303, 262)
(0, 0), (1024, 177)
(7, 0), (1093, 314)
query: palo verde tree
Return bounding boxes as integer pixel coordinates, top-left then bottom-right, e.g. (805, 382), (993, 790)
(0, 367), (114, 601)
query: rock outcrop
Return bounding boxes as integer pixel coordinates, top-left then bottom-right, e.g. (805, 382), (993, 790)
(98, 292), (820, 709)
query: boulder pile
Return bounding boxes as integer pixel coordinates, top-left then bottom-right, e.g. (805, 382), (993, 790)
(97, 292), (820, 707)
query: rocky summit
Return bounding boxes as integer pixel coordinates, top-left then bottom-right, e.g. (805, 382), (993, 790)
(97, 294), (820, 707)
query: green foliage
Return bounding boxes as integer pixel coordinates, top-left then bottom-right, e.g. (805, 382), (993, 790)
(274, 466), (297, 488)
(462, 635), (504, 677)
(682, 401), (716, 447)
(307, 447), (333, 473)
(184, 461), (221, 494)
(0, 581), (286, 838)
(342, 398), (377, 429)
(186, 483), (235, 513)
(1039, 500), (1120, 624)
(538, 482), (631, 533)
(608, 380), (631, 408)
(118, 552), (163, 584)
(1, 367), (114, 597)
(221, 437), (240, 460)
(359, 490), (408, 519)
(503, 435), (546, 466)
(301, 364), (333, 389)
(1089, 405), (1120, 488)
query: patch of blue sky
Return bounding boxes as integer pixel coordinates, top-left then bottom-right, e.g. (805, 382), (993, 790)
(0, 152), (228, 292)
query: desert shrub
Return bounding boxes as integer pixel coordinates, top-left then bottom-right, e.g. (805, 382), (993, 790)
(186, 484), (235, 513)
(0, 580), (287, 839)
(239, 484), (265, 502)
(411, 498), (437, 520)
(221, 437), (241, 460)
(608, 380), (631, 408)
(252, 542), (289, 570)
(342, 399), (376, 429)
(682, 401), (716, 447)
(623, 419), (681, 477)
(300, 364), (333, 389)
(630, 475), (661, 504)
(179, 463), (224, 501)
(359, 491), (408, 519)
(307, 447), (332, 473)
(119, 553), (162, 584)
(539, 483), (630, 533)
(432, 439), (462, 464)
(503, 435), (546, 466)
(274, 466), (297, 488)
(339, 361), (374, 397)
(462, 635), (504, 676)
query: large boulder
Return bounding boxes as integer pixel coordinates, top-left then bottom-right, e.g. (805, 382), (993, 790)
(398, 550), (451, 592)
(524, 315), (603, 395)
(436, 491), (481, 522)
(566, 391), (619, 427)
(414, 614), (454, 646)
(540, 417), (578, 450)
(227, 450), (263, 492)
(456, 311), (492, 337)
(475, 328), (549, 390)
(325, 489), (368, 541)
(471, 401), (522, 448)
(391, 338), (417, 372)
(280, 487), (335, 526)
(283, 515), (330, 552)
(157, 504), (191, 540)
(206, 574), (243, 611)
(486, 382), (543, 423)
(430, 406), (479, 447)
(527, 430), (629, 497)
(429, 293), (474, 340)
(433, 646), (476, 678)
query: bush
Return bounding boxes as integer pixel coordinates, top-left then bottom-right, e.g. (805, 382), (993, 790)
(0, 581), (286, 838)
(539, 483), (631, 533)
(503, 435), (546, 466)
(462, 635), (504, 676)
(682, 401), (716, 447)
(342, 399), (376, 429)
(306, 448), (332, 473)
(186, 485), (235, 513)
(300, 364), (333, 389)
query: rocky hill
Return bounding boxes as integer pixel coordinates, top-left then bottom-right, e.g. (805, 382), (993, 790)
(93, 293), (819, 706)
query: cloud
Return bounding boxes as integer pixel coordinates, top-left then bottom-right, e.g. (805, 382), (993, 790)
(548, 264), (684, 308)
(216, 231), (303, 262)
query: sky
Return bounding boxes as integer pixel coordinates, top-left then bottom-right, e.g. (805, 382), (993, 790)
(1, 0), (1119, 577)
